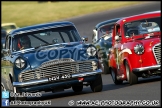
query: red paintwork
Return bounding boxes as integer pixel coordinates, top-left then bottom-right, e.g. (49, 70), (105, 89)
(109, 11), (161, 81)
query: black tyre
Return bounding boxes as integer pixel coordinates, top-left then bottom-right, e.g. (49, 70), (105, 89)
(90, 74), (103, 92)
(72, 82), (83, 92)
(97, 50), (106, 74)
(103, 61), (110, 74)
(110, 68), (123, 85)
(99, 58), (109, 74)
(125, 61), (138, 85)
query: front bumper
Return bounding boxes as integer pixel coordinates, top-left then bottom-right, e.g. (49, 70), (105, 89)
(13, 69), (102, 87)
(132, 65), (161, 73)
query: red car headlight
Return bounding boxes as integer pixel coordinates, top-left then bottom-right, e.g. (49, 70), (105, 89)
(134, 44), (144, 55)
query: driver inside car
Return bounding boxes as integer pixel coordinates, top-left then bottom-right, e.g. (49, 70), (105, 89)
(17, 36), (31, 50)
(127, 28), (139, 37)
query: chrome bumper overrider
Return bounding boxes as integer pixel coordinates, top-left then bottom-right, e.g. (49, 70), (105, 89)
(13, 69), (102, 87)
(132, 65), (161, 73)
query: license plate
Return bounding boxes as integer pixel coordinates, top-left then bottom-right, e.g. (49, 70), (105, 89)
(48, 74), (72, 81)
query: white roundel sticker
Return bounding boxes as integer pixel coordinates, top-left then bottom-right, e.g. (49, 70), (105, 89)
(119, 48), (132, 56)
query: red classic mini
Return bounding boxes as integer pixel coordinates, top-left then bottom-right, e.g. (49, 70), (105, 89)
(109, 11), (161, 85)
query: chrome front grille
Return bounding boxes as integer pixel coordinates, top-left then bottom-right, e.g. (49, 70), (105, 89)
(153, 43), (161, 64)
(19, 59), (93, 82)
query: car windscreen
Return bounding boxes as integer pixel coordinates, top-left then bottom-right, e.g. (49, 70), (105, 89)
(124, 17), (160, 37)
(12, 26), (81, 51)
(98, 22), (115, 38)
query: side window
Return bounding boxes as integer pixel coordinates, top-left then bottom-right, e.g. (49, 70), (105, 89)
(116, 25), (121, 36)
(5, 36), (11, 50)
(8, 37), (11, 50)
(5, 36), (9, 49)
(114, 25), (122, 44)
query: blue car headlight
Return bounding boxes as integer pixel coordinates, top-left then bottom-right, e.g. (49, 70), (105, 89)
(86, 46), (97, 57)
(15, 58), (26, 69)
(134, 44), (144, 54)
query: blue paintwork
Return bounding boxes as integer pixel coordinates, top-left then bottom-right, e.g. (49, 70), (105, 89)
(11, 41), (98, 82)
(2, 21), (101, 94)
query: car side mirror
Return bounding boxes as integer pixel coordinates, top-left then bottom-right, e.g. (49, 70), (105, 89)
(1, 49), (10, 55)
(82, 36), (88, 42)
(115, 35), (120, 41)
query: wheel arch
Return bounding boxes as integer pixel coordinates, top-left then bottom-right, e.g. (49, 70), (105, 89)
(123, 58), (132, 71)
(123, 58), (133, 80)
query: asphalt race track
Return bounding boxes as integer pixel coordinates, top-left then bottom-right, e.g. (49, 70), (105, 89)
(13, 2), (161, 107)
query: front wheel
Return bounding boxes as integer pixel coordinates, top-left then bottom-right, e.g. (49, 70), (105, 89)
(125, 61), (138, 85)
(110, 68), (123, 85)
(90, 74), (103, 92)
(103, 62), (110, 74)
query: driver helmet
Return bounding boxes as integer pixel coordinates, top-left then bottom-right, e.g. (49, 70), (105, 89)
(18, 36), (31, 49)
(127, 27), (139, 36)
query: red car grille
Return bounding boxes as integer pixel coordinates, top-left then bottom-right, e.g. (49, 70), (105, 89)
(153, 43), (161, 64)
